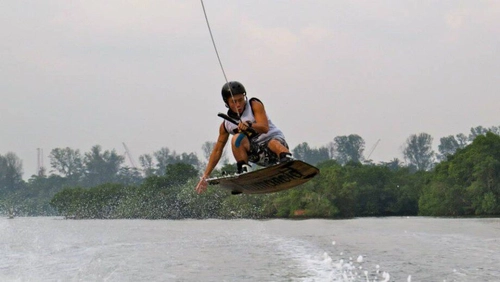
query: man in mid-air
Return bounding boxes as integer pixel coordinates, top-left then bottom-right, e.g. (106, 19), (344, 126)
(195, 81), (292, 194)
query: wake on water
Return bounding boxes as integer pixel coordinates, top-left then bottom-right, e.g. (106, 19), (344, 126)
(270, 236), (406, 282)
(6, 218), (493, 281)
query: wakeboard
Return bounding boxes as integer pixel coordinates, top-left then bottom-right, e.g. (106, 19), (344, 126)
(207, 160), (319, 194)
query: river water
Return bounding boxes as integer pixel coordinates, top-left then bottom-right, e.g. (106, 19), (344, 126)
(1, 217), (499, 281)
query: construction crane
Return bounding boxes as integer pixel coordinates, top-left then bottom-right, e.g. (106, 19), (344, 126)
(366, 139), (381, 160)
(122, 142), (137, 168)
(37, 148), (45, 176)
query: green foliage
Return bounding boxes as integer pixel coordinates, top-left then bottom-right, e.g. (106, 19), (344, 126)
(332, 135), (365, 165)
(175, 178), (226, 218)
(0, 174), (71, 216)
(8, 131), (500, 219)
(387, 169), (425, 215)
(420, 132), (500, 216)
(82, 145), (125, 187)
(219, 193), (272, 218)
(47, 142), (499, 219)
(437, 135), (467, 161)
(50, 163), (204, 219)
(0, 152), (24, 193)
(1, 145), (204, 217)
(219, 163), (238, 175)
(50, 184), (132, 219)
(116, 167), (143, 186)
(259, 160), (422, 219)
(313, 161), (353, 217)
(147, 147), (201, 176)
(403, 133), (435, 171)
(292, 142), (330, 165)
(49, 147), (84, 180)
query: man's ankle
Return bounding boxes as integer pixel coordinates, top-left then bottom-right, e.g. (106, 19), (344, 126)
(236, 161), (251, 174)
(279, 152), (293, 163)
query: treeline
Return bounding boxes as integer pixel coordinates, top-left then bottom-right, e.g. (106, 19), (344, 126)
(1, 125), (499, 217)
(49, 161), (421, 219)
(420, 132), (500, 216)
(51, 132), (500, 219)
(0, 145), (200, 215)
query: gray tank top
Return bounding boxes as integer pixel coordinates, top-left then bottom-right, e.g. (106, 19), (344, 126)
(223, 98), (286, 144)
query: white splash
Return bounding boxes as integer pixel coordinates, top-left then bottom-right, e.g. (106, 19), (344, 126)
(273, 236), (405, 282)
(356, 255), (363, 263)
(381, 271), (391, 282)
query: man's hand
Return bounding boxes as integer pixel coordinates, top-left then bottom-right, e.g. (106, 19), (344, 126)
(195, 177), (208, 194)
(238, 120), (252, 132)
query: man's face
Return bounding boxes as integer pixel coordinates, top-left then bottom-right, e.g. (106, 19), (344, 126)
(227, 94), (246, 114)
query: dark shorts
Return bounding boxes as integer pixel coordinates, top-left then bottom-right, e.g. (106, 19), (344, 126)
(248, 137), (289, 167)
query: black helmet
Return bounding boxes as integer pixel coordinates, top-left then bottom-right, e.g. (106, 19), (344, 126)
(221, 81), (246, 103)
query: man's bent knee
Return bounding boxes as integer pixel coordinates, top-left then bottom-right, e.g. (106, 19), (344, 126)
(232, 133), (249, 149)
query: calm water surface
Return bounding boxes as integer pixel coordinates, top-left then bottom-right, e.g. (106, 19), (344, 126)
(1, 217), (499, 281)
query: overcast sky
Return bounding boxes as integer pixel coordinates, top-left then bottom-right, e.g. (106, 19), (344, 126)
(2, 1), (499, 177)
